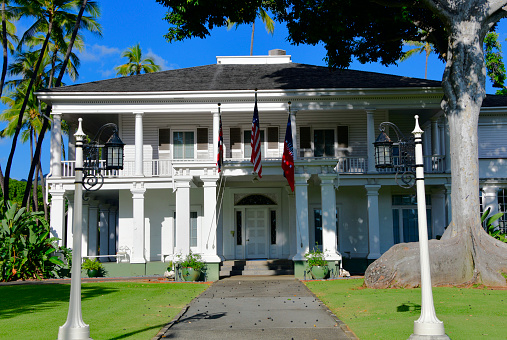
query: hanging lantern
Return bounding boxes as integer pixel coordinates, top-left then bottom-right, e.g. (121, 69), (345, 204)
(104, 130), (125, 170)
(374, 131), (393, 169)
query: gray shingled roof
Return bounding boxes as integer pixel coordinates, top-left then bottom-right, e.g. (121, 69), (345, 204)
(46, 63), (442, 92)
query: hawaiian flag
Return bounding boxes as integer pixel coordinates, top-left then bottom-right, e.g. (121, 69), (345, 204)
(250, 94), (262, 178)
(217, 115), (223, 173)
(282, 115), (295, 191)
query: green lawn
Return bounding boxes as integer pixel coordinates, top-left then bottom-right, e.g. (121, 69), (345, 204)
(305, 279), (507, 340)
(0, 281), (208, 340)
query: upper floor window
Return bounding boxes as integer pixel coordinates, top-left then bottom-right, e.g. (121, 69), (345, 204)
(300, 126), (349, 158)
(173, 131), (194, 159)
(243, 130), (265, 159)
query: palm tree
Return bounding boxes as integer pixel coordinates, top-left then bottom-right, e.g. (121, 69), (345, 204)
(115, 43), (161, 76)
(228, 6), (275, 56)
(400, 40), (434, 79)
(2, 0), (100, 207)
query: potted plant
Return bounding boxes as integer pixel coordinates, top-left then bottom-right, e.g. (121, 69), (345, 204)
(304, 248), (329, 279)
(176, 252), (205, 281)
(82, 258), (104, 278)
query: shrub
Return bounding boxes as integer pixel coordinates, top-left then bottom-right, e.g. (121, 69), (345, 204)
(304, 248), (328, 267)
(175, 251), (205, 271)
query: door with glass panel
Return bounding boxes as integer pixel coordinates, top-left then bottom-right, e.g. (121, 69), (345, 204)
(245, 208), (268, 259)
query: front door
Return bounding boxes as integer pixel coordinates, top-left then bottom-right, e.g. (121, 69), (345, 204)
(245, 208), (268, 259)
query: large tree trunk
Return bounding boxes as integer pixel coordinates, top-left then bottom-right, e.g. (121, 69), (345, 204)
(366, 17), (507, 288)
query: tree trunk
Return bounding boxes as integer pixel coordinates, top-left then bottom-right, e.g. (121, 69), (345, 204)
(0, 164), (4, 198)
(366, 18), (507, 288)
(39, 162), (47, 219)
(250, 21), (255, 56)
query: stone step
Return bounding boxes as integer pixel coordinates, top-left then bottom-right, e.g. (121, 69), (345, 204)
(219, 259), (294, 277)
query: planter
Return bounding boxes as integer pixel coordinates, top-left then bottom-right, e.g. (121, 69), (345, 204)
(181, 267), (201, 282)
(310, 265), (329, 280)
(87, 269), (99, 278)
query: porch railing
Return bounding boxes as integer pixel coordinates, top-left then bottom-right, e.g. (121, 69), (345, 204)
(57, 155), (446, 178)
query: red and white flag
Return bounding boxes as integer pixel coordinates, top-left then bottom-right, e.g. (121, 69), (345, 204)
(282, 115), (294, 191)
(250, 94), (262, 178)
(217, 115), (223, 173)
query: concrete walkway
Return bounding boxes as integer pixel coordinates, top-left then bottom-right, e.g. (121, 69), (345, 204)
(154, 276), (357, 340)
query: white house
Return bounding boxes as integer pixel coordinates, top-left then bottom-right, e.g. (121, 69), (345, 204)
(37, 50), (481, 280)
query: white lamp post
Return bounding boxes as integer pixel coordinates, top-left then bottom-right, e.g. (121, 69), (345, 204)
(58, 118), (124, 340)
(374, 116), (449, 340)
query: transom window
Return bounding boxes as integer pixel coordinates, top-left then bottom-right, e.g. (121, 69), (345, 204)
(173, 131), (194, 159)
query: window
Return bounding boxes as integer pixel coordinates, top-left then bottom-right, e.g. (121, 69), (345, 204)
(392, 195), (432, 243)
(267, 127), (279, 150)
(159, 129), (170, 151)
(243, 130), (265, 159)
(270, 210), (276, 244)
(236, 211), (242, 245)
(314, 209), (323, 247)
(173, 131), (194, 159)
(314, 129), (335, 157)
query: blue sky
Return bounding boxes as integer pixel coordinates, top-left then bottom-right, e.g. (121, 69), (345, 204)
(1, 1), (506, 180)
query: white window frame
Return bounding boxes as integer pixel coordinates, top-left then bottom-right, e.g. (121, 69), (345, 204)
(312, 127), (337, 157)
(171, 128), (197, 160)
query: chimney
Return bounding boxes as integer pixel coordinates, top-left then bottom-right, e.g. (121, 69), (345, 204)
(269, 49), (286, 56)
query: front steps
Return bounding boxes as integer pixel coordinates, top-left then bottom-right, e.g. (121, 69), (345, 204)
(219, 259), (294, 277)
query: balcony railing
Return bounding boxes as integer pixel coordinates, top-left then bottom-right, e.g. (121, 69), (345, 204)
(57, 155), (446, 179)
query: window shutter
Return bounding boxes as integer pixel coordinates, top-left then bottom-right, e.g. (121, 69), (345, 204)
(230, 127), (241, 150)
(159, 129), (170, 151)
(300, 127), (311, 149)
(267, 126), (278, 149)
(197, 128), (208, 151)
(337, 126), (349, 148)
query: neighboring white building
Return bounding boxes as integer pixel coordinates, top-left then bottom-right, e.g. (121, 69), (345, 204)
(38, 50), (492, 280)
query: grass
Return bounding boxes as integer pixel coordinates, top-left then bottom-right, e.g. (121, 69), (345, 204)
(305, 279), (507, 340)
(0, 281), (208, 340)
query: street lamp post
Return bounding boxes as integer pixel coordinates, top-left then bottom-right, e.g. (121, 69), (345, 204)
(58, 118), (124, 340)
(374, 116), (449, 340)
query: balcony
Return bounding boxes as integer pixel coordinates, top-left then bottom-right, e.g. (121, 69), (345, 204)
(57, 155), (446, 179)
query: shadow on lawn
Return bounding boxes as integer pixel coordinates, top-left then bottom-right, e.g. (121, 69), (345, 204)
(0, 284), (118, 319)
(397, 302), (421, 313)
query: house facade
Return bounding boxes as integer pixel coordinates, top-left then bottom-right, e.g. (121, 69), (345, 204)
(38, 52), (458, 280)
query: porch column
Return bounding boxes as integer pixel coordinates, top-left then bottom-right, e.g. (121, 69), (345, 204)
(87, 200), (99, 257)
(175, 179), (192, 255)
(99, 204), (110, 261)
(444, 119), (451, 173)
(444, 183), (452, 227)
(49, 188), (65, 247)
(81, 201), (89, 256)
(431, 189), (447, 239)
(291, 110), (298, 160)
(292, 173), (311, 261)
(108, 206), (118, 261)
(212, 109), (219, 163)
(431, 118), (440, 155)
(319, 173), (340, 260)
(134, 111), (144, 177)
(366, 184), (381, 260)
(131, 185), (146, 263)
(68, 122), (76, 161)
(65, 193), (74, 248)
(202, 176), (221, 262)
(482, 186), (500, 228)
(51, 113), (62, 177)
(366, 109), (376, 173)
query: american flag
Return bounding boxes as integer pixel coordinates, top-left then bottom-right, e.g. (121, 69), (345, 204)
(282, 115), (294, 191)
(250, 94), (262, 178)
(217, 115), (223, 173)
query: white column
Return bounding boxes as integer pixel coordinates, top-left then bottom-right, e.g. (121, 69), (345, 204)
(444, 119), (451, 173)
(87, 200), (99, 257)
(212, 110), (219, 163)
(175, 179), (191, 255)
(431, 189), (446, 239)
(65, 193), (74, 249)
(319, 173), (340, 260)
(68, 122), (76, 161)
(431, 119), (440, 155)
(202, 177), (221, 262)
(366, 184), (381, 260)
(291, 110), (298, 160)
(134, 111), (144, 177)
(439, 119), (445, 155)
(99, 204), (110, 261)
(292, 173), (311, 261)
(366, 109), (376, 173)
(482, 186), (500, 227)
(81, 201), (89, 257)
(49, 189), (66, 247)
(444, 183), (452, 226)
(108, 206), (118, 261)
(51, 113), (62, 177)
(131, 185), (146, 263)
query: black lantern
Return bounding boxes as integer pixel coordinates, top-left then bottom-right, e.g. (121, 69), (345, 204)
(104, 130), (125, 170)
(374, 131), (393, 169)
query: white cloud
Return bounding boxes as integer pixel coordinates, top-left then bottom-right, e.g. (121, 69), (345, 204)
(146, 48), (178, 71)
(79, 44), (121, 62)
